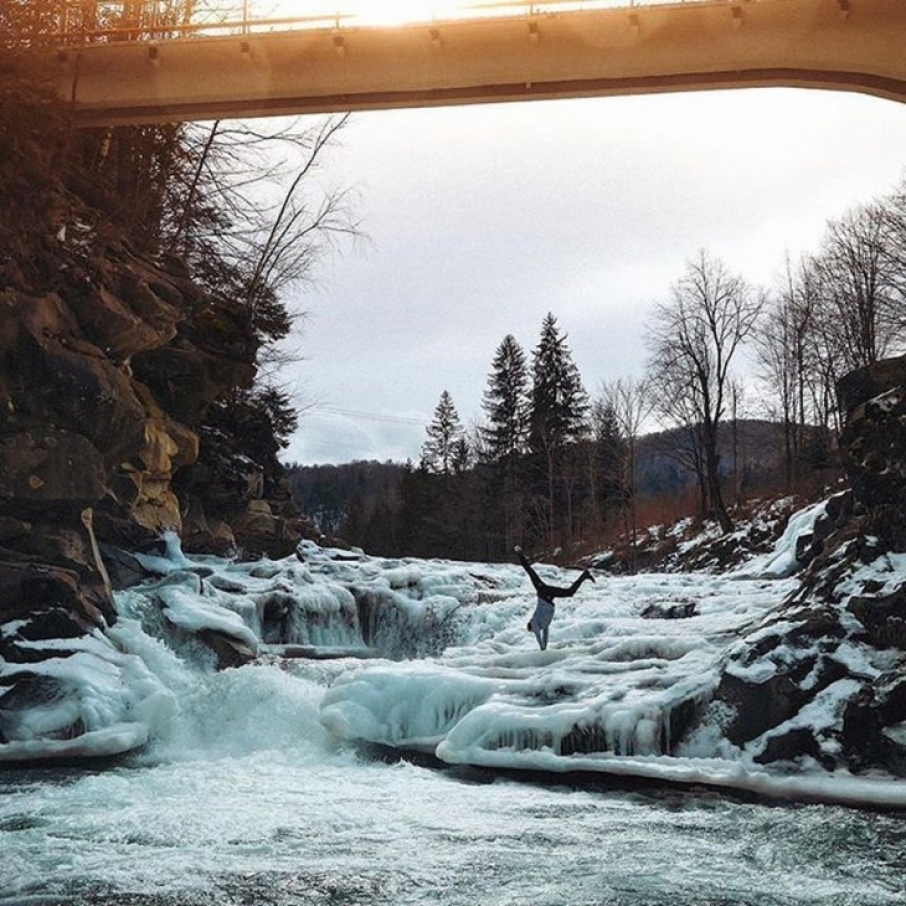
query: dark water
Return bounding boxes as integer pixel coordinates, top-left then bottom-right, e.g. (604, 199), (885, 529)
(3, 745), (906, 906)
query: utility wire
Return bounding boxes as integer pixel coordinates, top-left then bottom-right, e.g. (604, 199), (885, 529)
(310, 405), (425, 426)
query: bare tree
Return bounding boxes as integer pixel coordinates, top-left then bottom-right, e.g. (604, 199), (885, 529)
(597, 377), (651, 569)
(159, 112), (360, 416)
(241, 117), (359, 323)
(814, 201), (900, 372)
(757, 253), (826, 490)
(646, 250), (764, 533)
(878, 174), (906, 342)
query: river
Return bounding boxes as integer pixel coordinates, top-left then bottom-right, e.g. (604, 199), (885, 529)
(3, 664), (906, 906)
(3, 697), (906, 905)
(2, 531), (906, 905)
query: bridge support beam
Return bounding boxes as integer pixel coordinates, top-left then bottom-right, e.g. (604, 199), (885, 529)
(13, 0), (906, 126)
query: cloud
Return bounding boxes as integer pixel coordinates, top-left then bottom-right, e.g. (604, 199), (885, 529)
(284, 87), (906, 465)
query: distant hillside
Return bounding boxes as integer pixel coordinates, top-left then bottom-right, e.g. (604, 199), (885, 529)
(635, 418), (835, 496)
(288, 460), (404, 538)
(287, 419), (840, 553)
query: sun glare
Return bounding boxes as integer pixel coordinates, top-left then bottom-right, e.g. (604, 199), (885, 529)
(353, 1), (440, 26)
(261, 0), (522, 28)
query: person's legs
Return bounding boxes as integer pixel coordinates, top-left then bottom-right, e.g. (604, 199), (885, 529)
(516, 549), (545, 594)
(529, 599), (554, 649)
(564, 569), (595, 596)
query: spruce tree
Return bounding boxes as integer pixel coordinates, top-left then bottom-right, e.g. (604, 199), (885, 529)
(480, 334), (531, 552)
(481, 335), (530, 464)
(590, 397), (628, 527)
(421, 390), (466, 475)
(451, 436), (472, 475)
(530, 313), (589, 455)
(528, 313), (590, 549)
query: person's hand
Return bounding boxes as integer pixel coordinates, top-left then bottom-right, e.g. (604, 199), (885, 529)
(514, 545), (522, 553)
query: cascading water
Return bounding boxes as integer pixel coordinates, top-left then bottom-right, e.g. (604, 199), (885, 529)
(3, 533), (906, 905)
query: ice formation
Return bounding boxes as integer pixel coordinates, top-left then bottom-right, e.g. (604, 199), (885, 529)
(3, 502), (906, 807)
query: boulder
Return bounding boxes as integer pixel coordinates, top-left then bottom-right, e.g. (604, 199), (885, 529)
(9, 310), (148, 468)
(840, 682), (906, 776)
(755, 727), (828, 768)
(69, 283), (178, 362)
(0, 556), (112, 628)
(97, 543), (157, 590)
(230, 499), (304, 561)
(837, 353), (906, 414)
(132, 345), (255, 426)
(0, 673), (81, 744)
(180, 498), (236, 557)
(197, 629), (257, 671)
(174, 425), (265, 516)
(0, 607), (98, 665)
(848, 584), (906, 649)
(640, 600), (697, 619)
(715, 670), (810, 747)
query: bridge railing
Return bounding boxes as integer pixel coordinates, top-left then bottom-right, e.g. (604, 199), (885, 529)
(7, 0), (699, 46)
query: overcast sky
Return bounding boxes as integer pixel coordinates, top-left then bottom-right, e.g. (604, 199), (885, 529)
(276, 86), (906, 466)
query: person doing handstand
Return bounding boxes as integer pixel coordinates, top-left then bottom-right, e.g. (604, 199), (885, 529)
(515, 546), (595, 650)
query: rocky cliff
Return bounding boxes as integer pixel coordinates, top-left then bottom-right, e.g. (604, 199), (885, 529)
(0, 71), (328, 752)
(0, 197), (307, 679)
(700, 354), (906, 776)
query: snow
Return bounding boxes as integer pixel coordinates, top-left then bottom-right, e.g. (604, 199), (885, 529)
(156, 582), (260, 651)
(321, 665), (499, 752)
(731, 499), (826, 579)
(2, 499), (906, 808)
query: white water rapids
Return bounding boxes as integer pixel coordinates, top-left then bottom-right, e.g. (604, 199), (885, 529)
(2, 523), (906, 905)
(3, 661), (906, 906)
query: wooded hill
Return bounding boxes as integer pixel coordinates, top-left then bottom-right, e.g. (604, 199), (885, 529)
(287, 418), (839, 562)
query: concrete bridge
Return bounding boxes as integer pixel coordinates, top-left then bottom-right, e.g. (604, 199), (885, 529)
(13, 0), (906, 127)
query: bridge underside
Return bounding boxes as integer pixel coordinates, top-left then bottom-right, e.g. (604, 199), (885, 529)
(14, 0), (906, 127)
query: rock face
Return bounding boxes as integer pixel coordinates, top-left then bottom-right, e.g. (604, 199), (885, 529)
(0, 93), (313, 758)
(0, 235), (305, 725)
(838, 354), (906, 551)
(698, 357), (906, 776)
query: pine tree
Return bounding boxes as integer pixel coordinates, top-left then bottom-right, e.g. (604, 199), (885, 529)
(530, 313), (590, 454)
(481, 335), (530, 464)
(528, 313), (590, 549)
(451, 436), (472, 475)
(591, 397), (627, 521)
(480, 334), (531, 552)
(421, 391), (466, 475)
